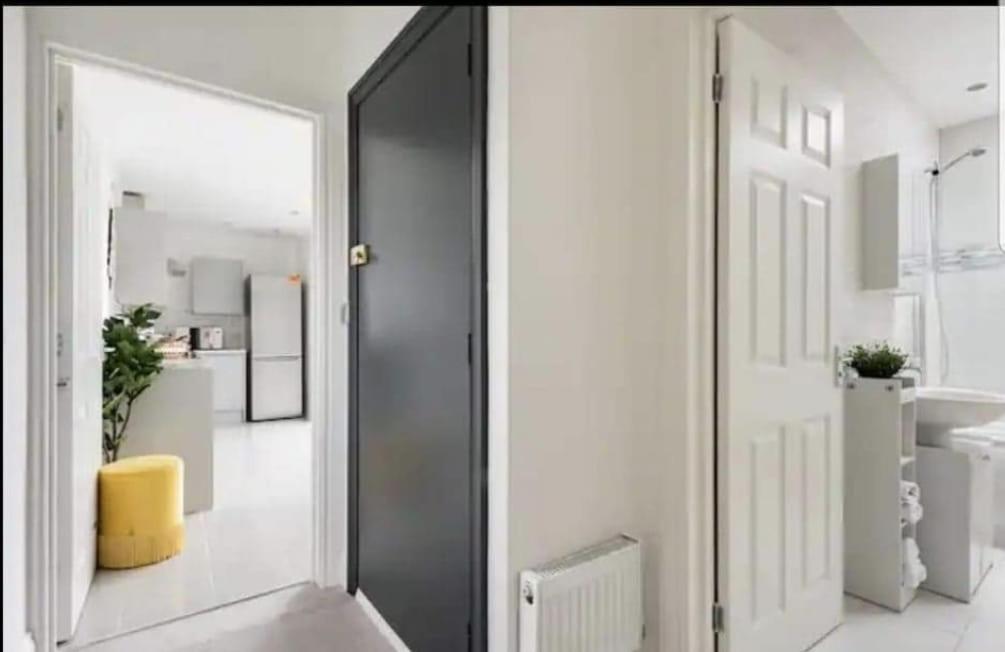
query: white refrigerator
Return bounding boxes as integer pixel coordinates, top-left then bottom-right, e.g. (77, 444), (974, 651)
(247, 274), (304, 421)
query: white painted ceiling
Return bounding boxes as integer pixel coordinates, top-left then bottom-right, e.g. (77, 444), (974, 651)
(835, 6), (999, 128)
(74, 63), (314, 234)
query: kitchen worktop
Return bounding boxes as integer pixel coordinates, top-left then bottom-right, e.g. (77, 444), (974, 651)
(192, 349), (247, 355)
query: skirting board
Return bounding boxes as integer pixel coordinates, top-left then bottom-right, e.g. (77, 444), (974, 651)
(355, 590), (410, 652)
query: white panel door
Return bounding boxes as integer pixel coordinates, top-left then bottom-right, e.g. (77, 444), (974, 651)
(717, 18), (844, 652)
(56, 63), (104, 642)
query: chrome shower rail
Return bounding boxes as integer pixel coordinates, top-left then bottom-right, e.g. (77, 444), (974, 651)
(901, 246), (1005, 276)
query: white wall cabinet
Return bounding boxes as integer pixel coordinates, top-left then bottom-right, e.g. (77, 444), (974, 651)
(194, 350), (246, 420)
(861, 153), (904, 291)
(113, 207), (167, 306)
(191, 257), (244, 315)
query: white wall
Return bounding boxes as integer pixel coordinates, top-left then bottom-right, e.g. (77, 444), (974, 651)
(500, 7), (703, 651)
(733, 7), (941, 356)
(939, 115), (999, 250)
(154, 219), (310, 348)
(3, 7), (31, 652)
(937, 115), (1004, 392)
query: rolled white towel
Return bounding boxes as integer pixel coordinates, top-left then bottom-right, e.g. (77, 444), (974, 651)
(903, 559), (927, 589)
(901, 481), (920, 502)
(904, 537), (921, 562)
(902, 537), (927, 588)
(900, 501), (923, 525)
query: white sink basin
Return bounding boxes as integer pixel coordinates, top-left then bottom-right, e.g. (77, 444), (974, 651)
(916, 387), (1005, 446)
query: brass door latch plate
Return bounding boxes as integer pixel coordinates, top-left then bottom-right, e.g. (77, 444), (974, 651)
(349, 243), (370, 267)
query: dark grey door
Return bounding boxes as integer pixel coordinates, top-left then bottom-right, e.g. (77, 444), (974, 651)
(348, 7), (485, 652)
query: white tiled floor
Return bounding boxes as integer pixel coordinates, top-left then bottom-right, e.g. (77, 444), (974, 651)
(70, 584), (392, 652)
(812, 549), (1005, 652)
(69, 420), (313, 648)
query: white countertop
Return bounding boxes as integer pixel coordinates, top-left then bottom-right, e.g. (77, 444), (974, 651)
(162, 358), (210, 369)
(193, 349), (247, 356)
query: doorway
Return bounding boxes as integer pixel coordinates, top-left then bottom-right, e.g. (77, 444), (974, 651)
(347, 6), (487, 652)
(712, 8), (1003, 652)
(43, 51), (328, 649)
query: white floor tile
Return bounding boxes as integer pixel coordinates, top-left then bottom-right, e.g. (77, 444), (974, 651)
(72, 585), (392, 652)
(811, 557), (1005, 652)
(955, 616), (1005, 652)
(69, 420), (312, 648)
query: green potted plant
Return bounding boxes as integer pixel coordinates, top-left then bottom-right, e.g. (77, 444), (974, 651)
(102, 304), (164, 463)
(843, 342), (909, 380)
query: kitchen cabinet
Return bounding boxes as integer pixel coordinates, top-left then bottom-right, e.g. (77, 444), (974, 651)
(121, 362), (213, 513)
(113, 207), (167, 306)
(191, 257), (244, 315)
(194, 350), (247, 421)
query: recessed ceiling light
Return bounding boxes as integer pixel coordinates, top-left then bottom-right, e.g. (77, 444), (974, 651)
(967, 82), (988, 92)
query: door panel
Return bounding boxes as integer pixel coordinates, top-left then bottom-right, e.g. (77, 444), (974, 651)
(352, 8), (476, 651)
(718, 18), (844, 652)
(56, 62), (104, 642)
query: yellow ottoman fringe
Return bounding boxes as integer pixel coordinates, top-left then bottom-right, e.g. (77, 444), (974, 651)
(98, 522), (186, 569)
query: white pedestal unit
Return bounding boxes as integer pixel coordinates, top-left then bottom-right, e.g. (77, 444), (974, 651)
(844, 377), (919, 611)
(120, 362), (214, 513)
(916, 443), (995, 602)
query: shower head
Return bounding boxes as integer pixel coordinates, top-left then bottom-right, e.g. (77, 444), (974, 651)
(936, 146), (987, 175)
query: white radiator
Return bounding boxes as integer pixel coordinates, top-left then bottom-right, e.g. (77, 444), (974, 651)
(519, 534), (642, 652)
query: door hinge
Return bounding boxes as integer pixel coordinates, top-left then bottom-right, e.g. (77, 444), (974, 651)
(56, 107), (65, 132)
(712, 603), (725, 634)
(467, 332), (472, 365)
(467, 42), (472, 77)
(467, 621), (472, 651)
(712, 73), (723, 104)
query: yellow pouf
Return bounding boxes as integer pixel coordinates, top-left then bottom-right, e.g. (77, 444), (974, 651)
(98, 455), (185, 569)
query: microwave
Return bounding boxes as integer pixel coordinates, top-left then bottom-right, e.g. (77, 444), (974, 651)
(190, 326), (224, 350)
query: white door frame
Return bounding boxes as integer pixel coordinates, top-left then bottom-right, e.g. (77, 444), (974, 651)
(660, 8), (721, 652)
(26, 42), (339, 652)
(686, 10), (722, 652)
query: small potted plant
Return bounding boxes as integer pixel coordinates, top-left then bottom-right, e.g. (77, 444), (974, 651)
(843, 342), (909, 380)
